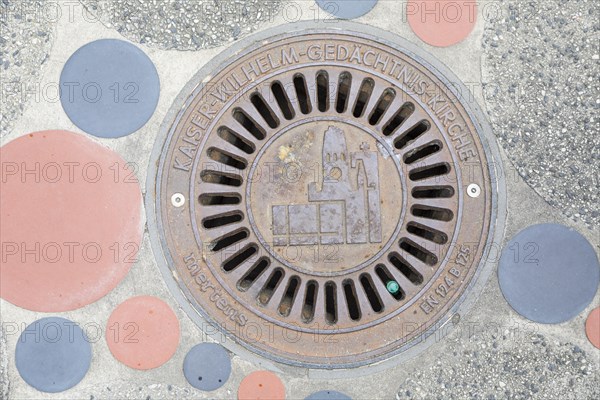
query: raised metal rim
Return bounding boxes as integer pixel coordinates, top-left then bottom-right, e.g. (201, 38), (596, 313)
(146, 20), (507, 378)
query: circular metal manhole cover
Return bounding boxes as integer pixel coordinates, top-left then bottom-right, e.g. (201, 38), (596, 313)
(148, 23), (502, 369)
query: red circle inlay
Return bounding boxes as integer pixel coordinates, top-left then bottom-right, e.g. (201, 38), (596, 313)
(585, 307), (600, 349)
(238, 371), (286, 400)
(0, 130), (142, 312)
(407, 0), (478, 47)
(106, 296), (180, 370)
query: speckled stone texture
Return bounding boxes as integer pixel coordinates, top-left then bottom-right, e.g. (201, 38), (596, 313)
(396, 333), (600, 400)
(482, 0), (599, 229)
(0, 326), (9, 399)
(79, 0), (284, 50)
(0, 0), (56, 137)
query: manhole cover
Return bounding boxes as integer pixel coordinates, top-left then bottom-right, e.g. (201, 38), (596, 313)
(148, 23), (501, 369)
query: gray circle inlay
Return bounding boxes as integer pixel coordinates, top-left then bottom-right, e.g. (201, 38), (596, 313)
(498, 223), (600, 324)
(60, 39), (160, 138)
(15, 317), (91, 393)
(183, 343), (231, 391)
(315, 0), (378, 19)
(306, 390), (353, 400)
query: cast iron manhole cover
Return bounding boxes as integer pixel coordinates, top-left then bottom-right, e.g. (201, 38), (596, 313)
(148, 23), (501, 369)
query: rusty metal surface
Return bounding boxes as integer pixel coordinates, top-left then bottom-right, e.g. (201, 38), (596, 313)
(149, 29), (495, 368)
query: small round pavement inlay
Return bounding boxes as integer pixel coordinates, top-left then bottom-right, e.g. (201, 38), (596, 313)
(238, 371), (286, 400)
(106, 296), (180, 370)
(60, 39), (160, 138)
(183, 343), (231, 391)
(15, 317), (91, 393)
(585, 308), (600, 349)
(306, 390), (352, 400)
(498, 223), (600, 324)
(315, 0), (378, 19)
(407, 0), (478, 47)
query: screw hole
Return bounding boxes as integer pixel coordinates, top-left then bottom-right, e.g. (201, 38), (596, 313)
(171, 193), (185, 207)
(467, 183), (481, 198)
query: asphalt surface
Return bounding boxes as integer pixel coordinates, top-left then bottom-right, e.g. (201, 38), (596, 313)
(0, 0), (56, 137)
(397, 334), (599, 400)
(482, 0), (600, 229)
(80, 0), (284, 50)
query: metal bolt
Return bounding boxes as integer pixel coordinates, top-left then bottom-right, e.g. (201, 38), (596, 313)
(467, 183), (481, 198)
(171, 193), (186, 207)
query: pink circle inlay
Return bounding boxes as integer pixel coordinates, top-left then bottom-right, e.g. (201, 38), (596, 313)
(106, 296), (180, 370)
(585, 307), (600, 349)
(407, 0), (478, 47)
(238, 371), (286, 400)
(0, 130), (142, 312)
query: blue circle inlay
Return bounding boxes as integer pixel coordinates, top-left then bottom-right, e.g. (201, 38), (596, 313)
(498, 223), (600, 324)
(60, 39), (160, 138)
(315, 0), (378, 19)
(306, 390), (353, 400)
(183, 343), (231, 391)
(15, 317), (91, 393)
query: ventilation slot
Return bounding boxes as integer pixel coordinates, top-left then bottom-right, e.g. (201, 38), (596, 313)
(360, 274), (383, 313)
(232, 108), (266, 140)
(324, 281), (337, 324)
(202, 212), (243, 229)
(278, 276), (300, 317)
(259, 268), (285, 306)
(353, 78), (374, 118)
(389, 252), (425, 284)
(316, 71), (329, 112)
(200, 170), (243, 187)
(375, 265), (404, 301)
(408, 162), (450, 181)
(207, 147), (247, 170)
(342, 280), (361, 321)
(271, 81), (295, 120)
(369, 88), (395, 125)
(211, 229), (248, 252)
(403, 141), (442, 164)
(250, 93), (279, 129)
(238, 258), (269, 291)
(198, 193), (241, 206)
(398, 239), (438, 267)
(411, 204), (454, 221)
(302, 281), (318, 323)
(217, 126), (255, 154)
(222, 244), (258, 272)
(407, 222), (448, 244)
(293, 74), (311, 114)
(394, 120), (431, 149)
(412, 186), (455, 199)
(335, 72), (352, 113)
(382, 103), (414, 136)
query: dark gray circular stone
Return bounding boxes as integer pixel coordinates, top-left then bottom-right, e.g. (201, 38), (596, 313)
(498, 223), (599, 324)
(15, 317), (91, 393)
(306, 390), (352, 400)
(60, 39), (160, 138)
(315, 0), (378, 19)
(183, 343), (231, 391)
